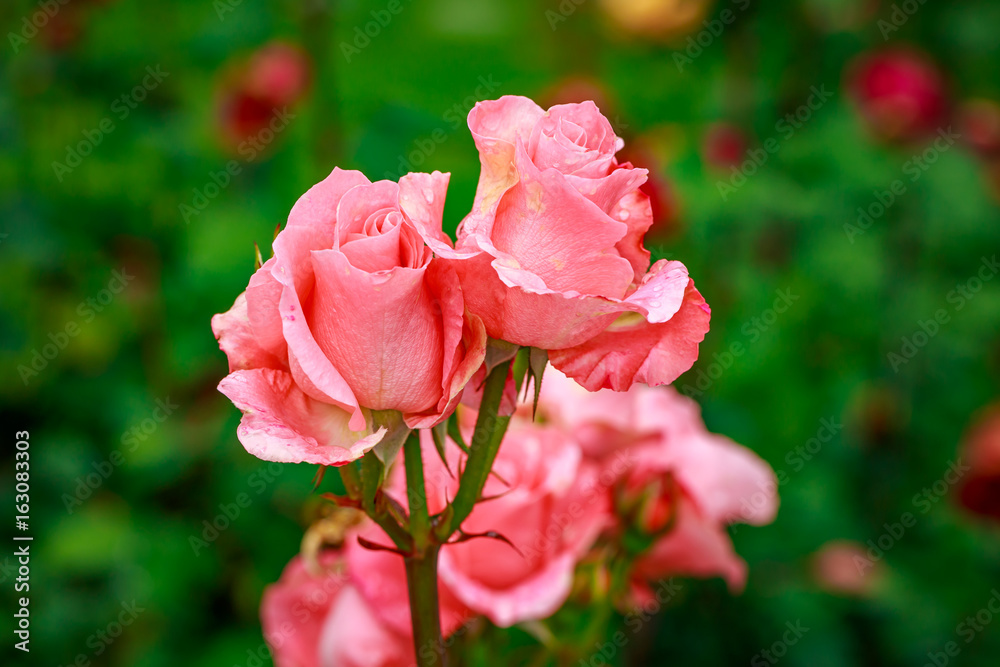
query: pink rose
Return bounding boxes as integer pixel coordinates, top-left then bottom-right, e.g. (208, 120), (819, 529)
(374, 422), (607, 627)
(539, 367), (777, 591)
(260, 553), (414, 667)
(212, 168), (486, 465)
(449, 95), (710, 391)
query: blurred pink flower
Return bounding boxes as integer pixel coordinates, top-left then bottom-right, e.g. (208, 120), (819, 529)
(811, 540), (881, 597)
(540, 367), (778, 592)
(449, 95), (710, 391)
(212, 169), (485, 465)
(261, 553), (414, 667)
(845, 48), (949, 143)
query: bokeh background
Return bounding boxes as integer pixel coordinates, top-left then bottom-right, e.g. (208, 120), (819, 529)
(3, 0), (1000, 664)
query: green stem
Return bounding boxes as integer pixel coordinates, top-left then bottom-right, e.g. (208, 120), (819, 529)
(343, 456), (411, 550)
(405, 544), (446, 667)
(448, 359), (513, 531)
(404, 431), (430, 554)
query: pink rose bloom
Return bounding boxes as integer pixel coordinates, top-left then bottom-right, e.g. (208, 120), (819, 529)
(260, 553), (414, 667)
(373, 422), (607, 627)
(539, 367), (778, 591)
(212, 169), (486, 465)
(449, 95), (710, 391)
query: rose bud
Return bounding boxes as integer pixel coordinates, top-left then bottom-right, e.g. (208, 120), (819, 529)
(244, 41), (312, 108)
(218, 90), (282, 147)
(217, 41), (311, 150)
(955, 403), (1000, 521)
(212, 169), (486, 465)
(845, 48), (949, 143)
(261, 553), (414, 667)
(448, 96), (710, 392)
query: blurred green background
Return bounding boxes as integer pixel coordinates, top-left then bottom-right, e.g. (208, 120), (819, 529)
(2, 0), (1000, 665)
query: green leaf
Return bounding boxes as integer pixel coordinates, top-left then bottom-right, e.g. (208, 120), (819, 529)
(484, 338), (519, 373)
(371, 410), (409, 468)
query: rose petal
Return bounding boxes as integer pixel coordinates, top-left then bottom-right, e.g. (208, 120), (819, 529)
(261, 553), (346, 667)
(404, 260), (487, 429)
(398, 171), (456, 255)
(218, 368), (383, 465)
(309, 251), (444, 413)
(318, 585), (415, 667)
(245, 257), (288, 361)
(549, 279), (711, 391)
(287, 167), (371, 232)
(212, 291), (285, 373)
(463, 96), (546, 236)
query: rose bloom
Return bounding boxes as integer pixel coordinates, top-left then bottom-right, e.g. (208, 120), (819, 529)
(845, 48), (948, 143)
(538, 367), (778, 591)
(956, 403), (1000, 521)
(450, 96), (710, 391)
(261, 553), (414, 667)
(212, 169), (485, 465)
(364, 418), (607, 628)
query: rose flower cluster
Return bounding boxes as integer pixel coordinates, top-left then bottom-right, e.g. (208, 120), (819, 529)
(259, 371), (777, 666)
(212, 95), (776, 666)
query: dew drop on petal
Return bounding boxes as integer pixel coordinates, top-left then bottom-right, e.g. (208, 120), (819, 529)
(620, 209), (630, 220)
(650, 301), (661, 308)
(424, 189), (435, 204)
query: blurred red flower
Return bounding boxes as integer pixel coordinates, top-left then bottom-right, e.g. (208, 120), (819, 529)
(957, 99), (1000, 160)
(845, 48), (949, 143)
(702, 122), (749, 171)
(956, 404), (1000, 521)
(217, 41), (311, 151)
